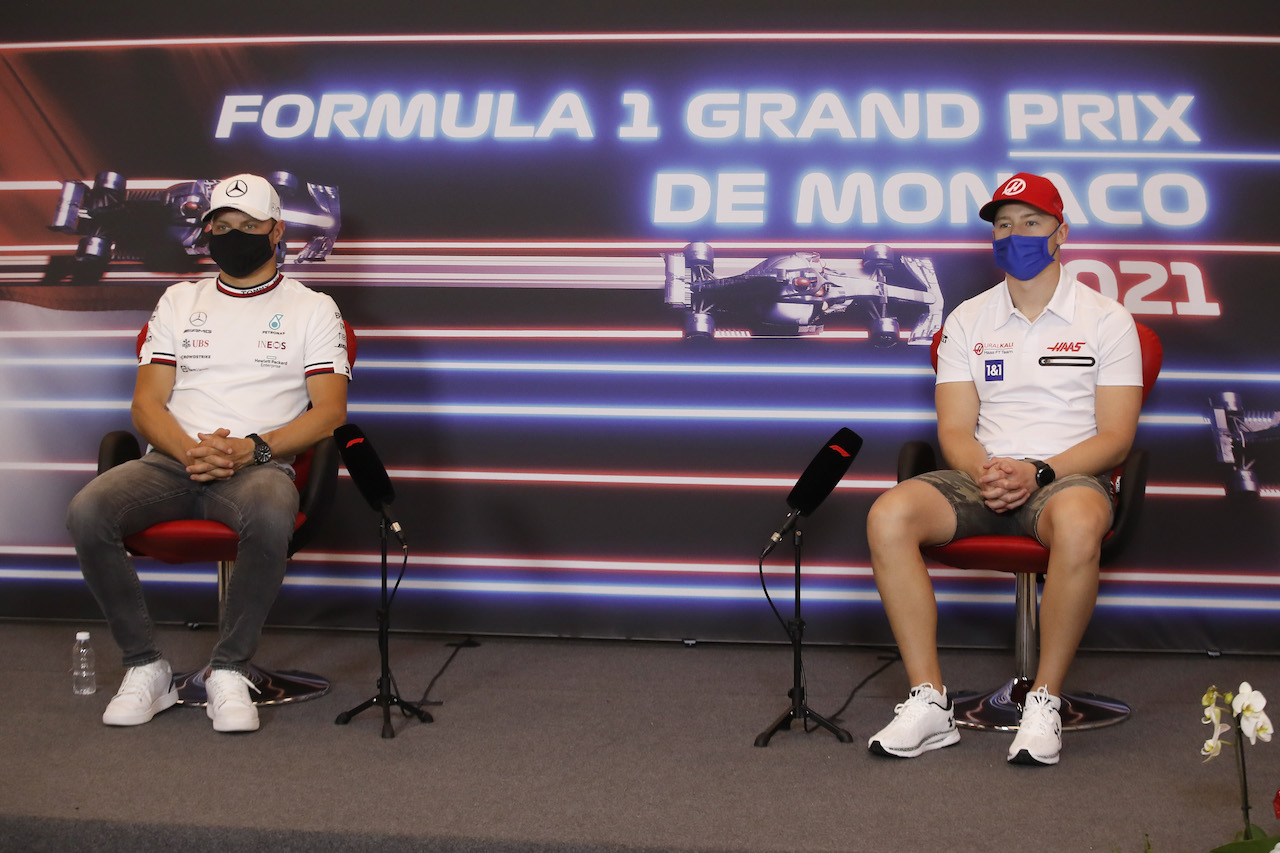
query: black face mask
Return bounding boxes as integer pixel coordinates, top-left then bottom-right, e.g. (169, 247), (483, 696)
(207, 228), (276, 280)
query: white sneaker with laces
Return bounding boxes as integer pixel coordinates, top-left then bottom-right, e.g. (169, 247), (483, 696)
(102, 659), (178, 726)
(868, 683), (960, 758)
(1008, 686), (1062, 766)
(205, 669), (261, 733)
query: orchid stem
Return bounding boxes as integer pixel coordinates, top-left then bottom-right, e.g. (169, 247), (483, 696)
(1235, 714), (1253, 839)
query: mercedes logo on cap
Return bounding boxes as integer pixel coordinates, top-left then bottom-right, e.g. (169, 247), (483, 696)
(226, 179), (249, 197)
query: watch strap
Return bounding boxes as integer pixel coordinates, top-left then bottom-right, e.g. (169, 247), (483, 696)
(248, 433), (271, 464)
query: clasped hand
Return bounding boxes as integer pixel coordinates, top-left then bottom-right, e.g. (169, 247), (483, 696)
(978, 457), (1036, 513)
(185, 428), (253, 481)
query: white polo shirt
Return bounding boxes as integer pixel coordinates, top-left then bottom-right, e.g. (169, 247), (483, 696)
(935, 269), (1142, 460)
(139, 273), (351, 456)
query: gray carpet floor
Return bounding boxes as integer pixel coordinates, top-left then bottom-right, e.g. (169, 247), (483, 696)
(2, 620), (1277, 853)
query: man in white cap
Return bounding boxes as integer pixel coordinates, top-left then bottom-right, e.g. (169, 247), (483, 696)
(864, 173), (1144, 766)
(67, 173), (350, 733)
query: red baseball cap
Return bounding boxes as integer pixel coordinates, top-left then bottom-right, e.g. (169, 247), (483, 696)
(979, 172), (1064, 223)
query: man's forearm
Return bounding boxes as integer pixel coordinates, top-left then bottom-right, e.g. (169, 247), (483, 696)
(131, 399), (196, 462)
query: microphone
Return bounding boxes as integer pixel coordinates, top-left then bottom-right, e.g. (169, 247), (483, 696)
(333, 423), (407, 549)
(763, 427), (864, 557)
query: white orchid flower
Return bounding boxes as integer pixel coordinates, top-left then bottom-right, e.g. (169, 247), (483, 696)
(1233, 683), (1272, 745)
(1242, 708), (1274, 746)
(1202, 722), (1232, 761)
(1232, 682), (1266, 717)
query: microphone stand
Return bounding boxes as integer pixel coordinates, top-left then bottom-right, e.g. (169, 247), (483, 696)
(754, 527), (853, 747)
(335, 516), (432, 738)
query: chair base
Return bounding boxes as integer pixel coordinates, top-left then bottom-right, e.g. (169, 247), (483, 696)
(952, 677), (1130, 732)
(173, 664), (330, 706)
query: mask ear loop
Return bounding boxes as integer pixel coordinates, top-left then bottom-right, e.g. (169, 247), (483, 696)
(193, 221), (212, 250)
(1047, 221), (1065, 260)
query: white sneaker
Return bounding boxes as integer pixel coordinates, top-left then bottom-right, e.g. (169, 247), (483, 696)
(102, 659), (178, 726)
(1008, 686), (1062, 766)
(205, 669), (261, 733)
(868, 683), (960, 758)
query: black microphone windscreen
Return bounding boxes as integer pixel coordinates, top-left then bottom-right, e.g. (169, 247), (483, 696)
(333, 423), (396, 511)
(786, 427), (863, 516)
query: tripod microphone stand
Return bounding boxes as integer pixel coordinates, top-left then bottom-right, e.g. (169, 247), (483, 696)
(754, 527), (853, 747)
(335, 516), (432, 738)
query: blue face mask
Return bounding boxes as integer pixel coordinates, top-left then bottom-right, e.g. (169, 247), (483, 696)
(992, 223), (1062, 281)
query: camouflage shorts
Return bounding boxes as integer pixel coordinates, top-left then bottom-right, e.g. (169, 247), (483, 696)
(910, 468), (1114, 546)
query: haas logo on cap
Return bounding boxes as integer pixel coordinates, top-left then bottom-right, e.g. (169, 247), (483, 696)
(225, 179), (249, 197)
(1002, 178), (1027, 196)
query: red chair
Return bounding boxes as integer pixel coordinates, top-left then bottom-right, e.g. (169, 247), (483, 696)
(896, 322), (1162, 730)
(95, 321), (357, 705)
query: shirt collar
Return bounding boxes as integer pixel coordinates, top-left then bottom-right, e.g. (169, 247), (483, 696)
(216, 271), (283, 298)
(991, 266), (1073, 329)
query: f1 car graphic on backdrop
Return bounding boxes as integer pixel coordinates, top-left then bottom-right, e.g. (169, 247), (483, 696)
(1208, 392), (1280, 495)
(44, 170), (340, 283)
(662, 242), (943, 344)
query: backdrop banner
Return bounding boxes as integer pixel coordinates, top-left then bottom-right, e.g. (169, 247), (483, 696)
(2, 30), (1278, 653)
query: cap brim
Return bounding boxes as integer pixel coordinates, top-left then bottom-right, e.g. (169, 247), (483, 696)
(978, 199), (1061, 223)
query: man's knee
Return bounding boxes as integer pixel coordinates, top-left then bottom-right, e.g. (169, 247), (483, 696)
(66, 476), (119, 543)
(223, 468), (298, 540)
(65, 484), (97, 539)
(1039, 489), (1111, 555)
(867, 482), (952, 548)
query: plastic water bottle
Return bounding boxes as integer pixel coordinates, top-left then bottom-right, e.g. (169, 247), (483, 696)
(72, 631), (96, 695)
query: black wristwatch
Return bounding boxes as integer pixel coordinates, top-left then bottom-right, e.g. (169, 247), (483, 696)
(1027, 459), (1055, 489)
(248, 433), (272, 465)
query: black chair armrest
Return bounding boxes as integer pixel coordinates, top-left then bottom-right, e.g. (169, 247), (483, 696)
(98, 431), (142, 475)
(289, 436), (339, 557)
(1101, 448), (1149, 563)
(897, 440), (938, 483)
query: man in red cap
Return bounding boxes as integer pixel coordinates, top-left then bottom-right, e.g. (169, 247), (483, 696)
(864, 172), (1144, 766)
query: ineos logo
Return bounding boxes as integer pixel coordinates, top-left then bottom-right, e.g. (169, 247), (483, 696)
(225, 179), (249, 197)
(1002, 178), (1027, 196)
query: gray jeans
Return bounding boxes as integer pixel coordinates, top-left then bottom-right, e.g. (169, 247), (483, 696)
(66, 451), (298, 673)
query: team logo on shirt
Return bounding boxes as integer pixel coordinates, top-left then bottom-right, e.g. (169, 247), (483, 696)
(1041, 341), (1093, 367)
(189, 312), (207, 326)
(269, 314), (284, 330)
(976, 341), (1015, 356)
(984, 360), (1003, 381)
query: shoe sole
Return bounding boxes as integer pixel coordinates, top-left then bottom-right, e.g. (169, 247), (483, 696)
(209, 715), (260, 733)
(1008, 748), (1059, 766)
(206, 704), (260, 733)
(868, 728), (960, 758)
(102, 686), (179, 727)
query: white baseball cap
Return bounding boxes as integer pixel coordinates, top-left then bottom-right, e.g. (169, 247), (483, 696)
(202, 173), (282, 222)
